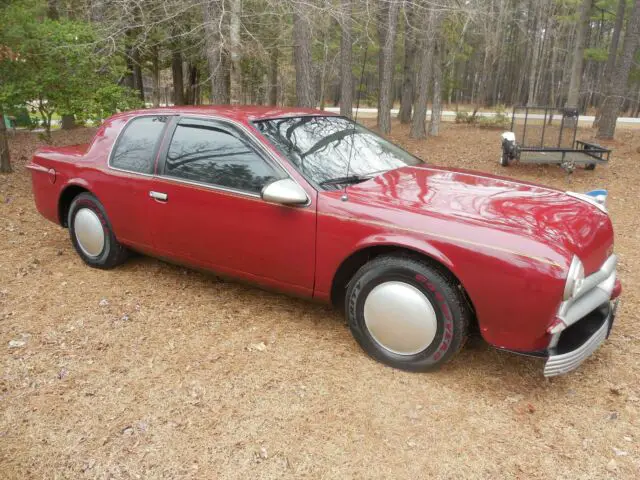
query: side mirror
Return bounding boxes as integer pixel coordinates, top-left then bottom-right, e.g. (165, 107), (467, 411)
(261, 178), (309, 205)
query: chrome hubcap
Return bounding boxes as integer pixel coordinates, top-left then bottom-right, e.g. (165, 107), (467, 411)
(73, 208), (105, 258)
(363, 281), (438, 355)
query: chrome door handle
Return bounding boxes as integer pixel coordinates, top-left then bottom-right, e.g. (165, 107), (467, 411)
(149, 191), (168, 201)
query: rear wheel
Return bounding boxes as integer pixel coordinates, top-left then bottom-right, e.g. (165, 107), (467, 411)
(68, 192), (128, 269)
(585, 163), (596, 170)
(345, 255), (470, 372)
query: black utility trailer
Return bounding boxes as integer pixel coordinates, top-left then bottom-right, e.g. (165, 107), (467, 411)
(500, 106), (611, 172)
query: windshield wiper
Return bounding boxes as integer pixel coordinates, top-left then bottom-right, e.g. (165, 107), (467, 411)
(319, 175), (369, 186)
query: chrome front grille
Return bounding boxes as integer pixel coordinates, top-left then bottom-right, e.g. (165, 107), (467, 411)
(544, 254), (618, 376)
(557, 254), (617, 331)
(544, 310), (611, 376)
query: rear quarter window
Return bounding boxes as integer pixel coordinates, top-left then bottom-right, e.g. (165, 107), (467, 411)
(110, 116), (169, 174)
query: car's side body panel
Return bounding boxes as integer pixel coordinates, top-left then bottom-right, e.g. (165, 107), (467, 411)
(28, 106), (617, 357)
(314, 190), (567, 352)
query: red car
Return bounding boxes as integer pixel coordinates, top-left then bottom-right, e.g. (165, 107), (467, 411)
(28, 107), (621, 376)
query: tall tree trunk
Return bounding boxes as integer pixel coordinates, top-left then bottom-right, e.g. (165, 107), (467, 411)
(398, 3), (415, 124)
(429, 37), (443, 136)
(410, 10), (434, 139)
(292, 10), (315, 107)
(594, 0), (625, 126)
(186, 64), (198, 105)
(47, 0), (75, 129)
(377, 0), (400, 134)
(566, 0), (593, 109)
(340, 0), (353, 118)
(319, 24), (330, 110)
(229, 0), (242, 104)
(203, 0), (229, 104)
(527, 1), (543, 106)
(597, 0), (640, 138)
(269, 49), (279, 106)
(151, 46), (160, 108)
(171, 48), (185, 106)
(132, 48), (144, 102)
(0, 109), (11, 174)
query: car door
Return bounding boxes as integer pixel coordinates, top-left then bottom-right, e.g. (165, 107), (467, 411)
(98, 114), (174, 251)
(147, 116), (317, 296)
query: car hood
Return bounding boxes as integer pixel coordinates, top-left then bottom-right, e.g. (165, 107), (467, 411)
(348, 165), (613, 273)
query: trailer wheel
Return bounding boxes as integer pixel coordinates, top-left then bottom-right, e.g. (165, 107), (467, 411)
(585, 163), (596, 170)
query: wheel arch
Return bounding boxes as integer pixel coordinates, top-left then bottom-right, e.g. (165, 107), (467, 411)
(58, 182), (92, 227)
(329, 241), (477, 321)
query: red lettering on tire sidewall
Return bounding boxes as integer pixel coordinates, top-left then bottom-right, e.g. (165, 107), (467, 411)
(416, 274), (453, 360)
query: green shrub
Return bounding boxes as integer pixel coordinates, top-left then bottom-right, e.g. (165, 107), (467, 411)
(455, 111), (477, 124)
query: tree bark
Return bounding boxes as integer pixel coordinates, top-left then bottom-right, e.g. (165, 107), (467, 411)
(340, 0), (353, 118)
(594, 0), (625, 126)
(132, 48), (144, 102)
(229, 0), (242, 104)
(61, 115), (75, 130)
(410, 10), (434, 139)
(151, 45), (160, 108)
(398, 3), (416, 124)
(566, 0), (593, 109)
(377, 0), (400, 134)
(203, 0), (230, 104)
(171, 48), (185, 106)
(186, 64), (198, 105)
(597, 0), (640, 138)
(429, 37), (443, 137)
(292, 10), (315, 107)
(268, 49), (279, 106)
(0, 109), (11, 173)
(527, 1), (543, 106)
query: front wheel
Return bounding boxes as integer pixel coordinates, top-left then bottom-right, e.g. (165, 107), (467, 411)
(346, 255), (470, 372)
(68, 192), (129, 269)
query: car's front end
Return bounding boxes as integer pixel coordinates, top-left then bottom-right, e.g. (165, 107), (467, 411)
(542, 190), (621, 376)
(544, 252), (621, 376)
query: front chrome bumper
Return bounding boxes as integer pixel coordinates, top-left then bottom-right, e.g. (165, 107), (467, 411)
(544, 299), (618, 377)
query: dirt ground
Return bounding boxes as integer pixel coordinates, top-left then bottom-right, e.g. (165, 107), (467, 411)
(1, 121), (639, 479)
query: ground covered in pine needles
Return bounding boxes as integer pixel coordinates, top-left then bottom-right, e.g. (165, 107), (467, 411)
(1, 121), (639, 479)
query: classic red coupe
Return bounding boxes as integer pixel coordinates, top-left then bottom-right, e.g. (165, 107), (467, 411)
(28, 106), (621, 376)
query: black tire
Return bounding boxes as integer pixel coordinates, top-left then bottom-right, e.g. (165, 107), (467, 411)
(585, 163), (596, 170)
(67, 192), (128, 269)
(346, 255), (470, 372)
(500, 151), (510, 167)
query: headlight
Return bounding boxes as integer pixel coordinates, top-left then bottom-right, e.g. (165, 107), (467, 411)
(563, 256), (585, 300)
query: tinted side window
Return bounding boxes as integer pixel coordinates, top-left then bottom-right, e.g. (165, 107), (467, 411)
(111, 116), (168, 174)
(164, 121), (282, 194)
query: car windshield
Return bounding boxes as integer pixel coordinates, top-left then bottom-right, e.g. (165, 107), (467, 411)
(254, 116), (423, 188)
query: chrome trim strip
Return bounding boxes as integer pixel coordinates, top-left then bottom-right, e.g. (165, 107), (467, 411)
(26, 164), (50, 173)
(557, 254), (617, 327)
(573, 254), (617, 301)
(544, 308), (611, 377)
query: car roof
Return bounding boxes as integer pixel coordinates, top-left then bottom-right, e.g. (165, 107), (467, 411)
(118, 105), (338, 124)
